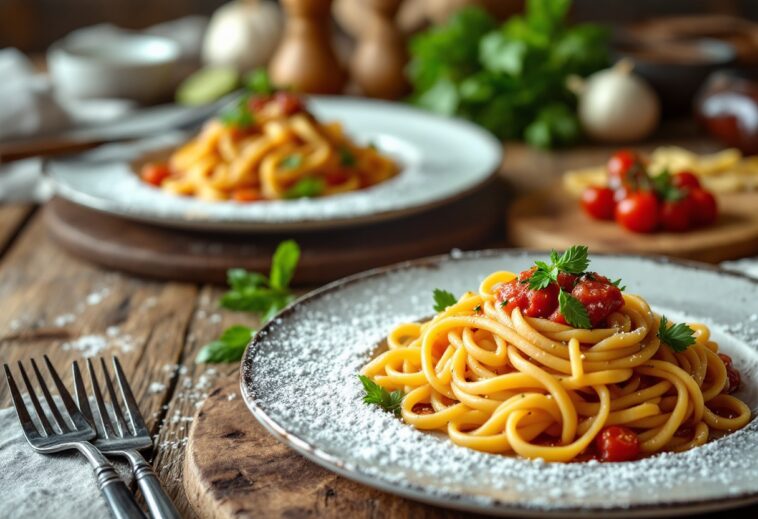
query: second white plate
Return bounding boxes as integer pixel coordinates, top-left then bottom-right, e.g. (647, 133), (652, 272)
(48, 96), (502, 232)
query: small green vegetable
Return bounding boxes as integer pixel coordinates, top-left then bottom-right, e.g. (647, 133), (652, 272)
(358, 375), (403, 416)
(196, 325), (254, 363)
(284, 177), (325, 199)
(339, 147), (357, 167)
(433, 289), (457, 312)
(557, 290), (591, 329)
(528, 245), (589, 290)
(245, 68), (275, 95)
(218, 96), (254, 128)
(280, 154), (303, 170)
(657, 316), (696, 352)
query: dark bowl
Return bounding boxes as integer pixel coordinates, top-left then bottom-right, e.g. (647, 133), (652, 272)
(614, 38), (737, 117)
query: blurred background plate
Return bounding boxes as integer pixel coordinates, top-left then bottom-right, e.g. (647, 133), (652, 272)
(46, 96), (502, 233)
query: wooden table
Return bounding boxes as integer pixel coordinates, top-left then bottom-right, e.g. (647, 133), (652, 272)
(0, 130), (748, 518)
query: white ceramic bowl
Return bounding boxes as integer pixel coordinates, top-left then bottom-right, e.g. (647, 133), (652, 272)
(48, 33), (181, 103)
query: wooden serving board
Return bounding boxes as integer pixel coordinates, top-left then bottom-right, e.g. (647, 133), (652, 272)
(507, 184), (758, 263)
(43, 185), (502, 286)
(183, 377), (468, 519)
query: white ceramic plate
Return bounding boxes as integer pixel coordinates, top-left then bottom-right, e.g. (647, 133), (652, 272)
(47, 97), (502, 232)
(241, 251), (758, 517)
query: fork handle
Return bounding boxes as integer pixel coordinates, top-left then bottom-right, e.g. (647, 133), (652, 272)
(128, 451), (182, 519)
(76, 442), (147, 519)
(96, 465), (149, 519)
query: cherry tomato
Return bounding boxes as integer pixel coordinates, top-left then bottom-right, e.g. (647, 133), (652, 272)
(607, 150), (640, 190)
(725, 365), (741, 394)
(581, 187), (616, 220)
(248, 94), (271, 112)
(140, 163), (171, 187)
(673, 171), (701, 191)
(275, 92), (304, 116)
(596, 426), (640, 462)
(231, 188), (262, 202)
(615, 192), (659, 233)
(660, 197), (695, 232)
(689, 188), (718, 227)
(569, 275), (624, 328)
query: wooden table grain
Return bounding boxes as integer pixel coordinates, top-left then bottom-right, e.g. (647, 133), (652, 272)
(0, 132), (751, 518)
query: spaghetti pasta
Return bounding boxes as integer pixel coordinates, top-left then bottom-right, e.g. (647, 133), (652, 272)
(361, 263), (751, 463)
(140, 92), (399, 201)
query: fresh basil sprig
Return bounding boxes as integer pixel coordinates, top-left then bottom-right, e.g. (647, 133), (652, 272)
(358, 375), (403, 416)
(433, 289), (457, 312)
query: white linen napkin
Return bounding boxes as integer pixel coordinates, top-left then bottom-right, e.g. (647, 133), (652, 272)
(0, 405), (134, 519)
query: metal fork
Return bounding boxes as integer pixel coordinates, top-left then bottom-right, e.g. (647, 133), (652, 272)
(3, 357), (146, 519)
(74, 357), (181, 519)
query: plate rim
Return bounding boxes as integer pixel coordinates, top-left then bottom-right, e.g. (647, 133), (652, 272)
(48, 96), (503, 233)
(239, 249), (758, 517)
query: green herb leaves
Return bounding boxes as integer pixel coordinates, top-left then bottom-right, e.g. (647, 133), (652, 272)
(558, 290), (590, 329)
(195, 325), (253, 363)
(339, 147), (357, 167)
(358, 375), (403, 416)
(408, 0), (609, 148)
(280, 154), (303, 170)
(657, 316), (696, 352)
(284, 177), (324, 199)
(197, 240), (300, 364)
(219, 97), (254, 128)
(433, 289), (457, 312)
(528, 245), (589, 290)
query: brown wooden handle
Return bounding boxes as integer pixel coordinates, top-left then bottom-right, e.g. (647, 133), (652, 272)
(0, 136), (102, 163)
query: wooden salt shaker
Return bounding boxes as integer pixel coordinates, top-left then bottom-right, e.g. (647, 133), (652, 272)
(269, 0), (347, 94)
(350, 0), (410, 100)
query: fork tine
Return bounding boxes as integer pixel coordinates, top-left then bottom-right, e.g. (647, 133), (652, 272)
(17, 361), (54, 436)
(72, 361), (95, 427)
(42, 356), (90, 432)
(4, 364), (40, 439)
(87, 358), (116, 439)
(112, 356), (147, 435)
(30, 359), (70, 433)
(99, 357), (129, 437)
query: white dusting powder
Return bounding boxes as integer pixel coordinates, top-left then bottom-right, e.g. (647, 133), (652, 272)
(61, 333), (135, 357)
(148, 381), (166, 394)
(86, 287), (111, 306)
(242, 252), (758, 513)
(53, 313), (76, 327)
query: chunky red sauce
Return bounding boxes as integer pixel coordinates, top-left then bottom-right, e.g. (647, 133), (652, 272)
(497, 268), (624, 328)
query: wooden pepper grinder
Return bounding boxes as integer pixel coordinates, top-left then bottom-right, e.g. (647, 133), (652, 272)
(268, 0), (347, 94)
(350, 0), (410, 100)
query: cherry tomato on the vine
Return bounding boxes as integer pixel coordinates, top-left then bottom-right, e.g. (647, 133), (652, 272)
(615, 191), (659, 233)
(689, 188), (718, 227)
(660, 197), (695, 232)
(581, 186), (616, 220)
(607, 150), (641, 190)
(672, 171), (701, 191)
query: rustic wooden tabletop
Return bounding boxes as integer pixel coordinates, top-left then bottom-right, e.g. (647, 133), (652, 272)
(0, 128), (749, 518)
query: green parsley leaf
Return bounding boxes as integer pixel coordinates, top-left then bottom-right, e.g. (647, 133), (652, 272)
(358, 375), (403, 416)
(499, 299), (509, 308)
(219, 97), (254, 128)
(651, 169), (685, 202)
(245, 68), (275, 94)
(611, 278), (626, 291)
(528, 269), (554, 290)
(433, 289), (457, 312)
(657, 316), (696, 352)
(338, 147), (357, 167)
(280, 154), (303, 170)
(284, 177), (325, 199)
(554, 245), (590, 274)
(558, 289), (591, 329)
(196, 325), (254, 363)
(473, 304), (482, 313)
(269, 240), (300, 290)
(227, 268), (267, 290)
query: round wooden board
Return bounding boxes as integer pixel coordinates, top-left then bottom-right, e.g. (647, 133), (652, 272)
(183, 377), (470, 519)
(44, 184), (503, 286)
(507, 184), (758, 263)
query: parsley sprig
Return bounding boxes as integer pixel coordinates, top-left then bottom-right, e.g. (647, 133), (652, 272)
(196, 240), (300, 363)
(528, 246), (590, 290)
(284, 177), (324, 199)
(358, 375), (403, 416)
(433, 289), (457, 312)
(657, 316), (696, 352)
(529, 246), (593, 329)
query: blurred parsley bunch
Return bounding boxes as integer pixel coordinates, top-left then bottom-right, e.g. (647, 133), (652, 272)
(407, 0), (609, 148)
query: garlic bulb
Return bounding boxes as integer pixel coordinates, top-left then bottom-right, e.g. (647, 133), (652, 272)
(202, 0), (283, 72)
(570, 60), (661, 143)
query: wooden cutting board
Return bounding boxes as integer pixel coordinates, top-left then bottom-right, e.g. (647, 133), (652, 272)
(183, 377), (468, 519)
(44, 184), (503, 286)
(507, 184), (758, 263)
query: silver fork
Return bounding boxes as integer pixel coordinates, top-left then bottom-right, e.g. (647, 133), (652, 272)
(3, 357), (146, 519)
(74, 357), (181, 519)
